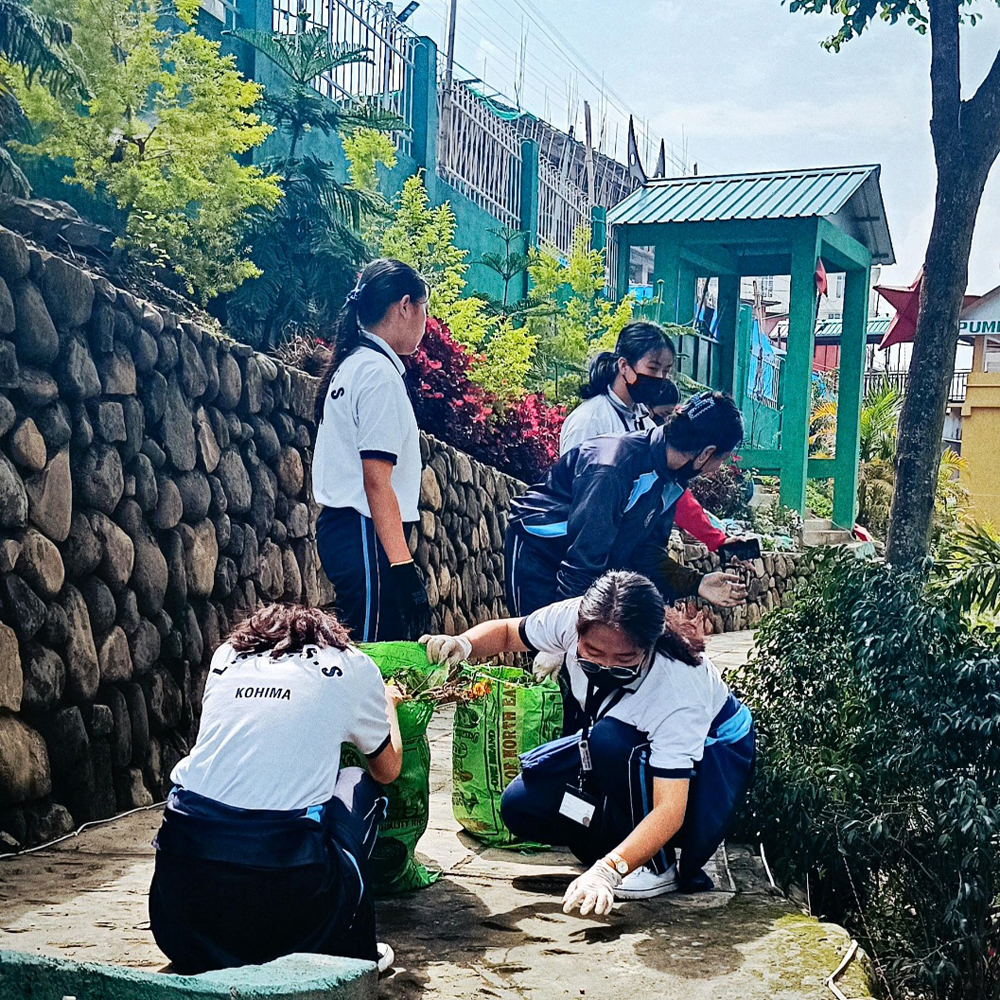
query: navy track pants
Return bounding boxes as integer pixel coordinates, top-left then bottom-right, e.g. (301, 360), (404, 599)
(317, 505), (407, 642)
(501, 713), (754, 887)
(149, 768), (387, 974)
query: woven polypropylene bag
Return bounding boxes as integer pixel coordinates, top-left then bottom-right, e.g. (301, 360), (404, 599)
(452, 667), (563, 847)
(341, 642), (446, 894)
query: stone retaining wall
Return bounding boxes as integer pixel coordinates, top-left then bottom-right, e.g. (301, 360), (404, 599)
(0, 225), (527, 850)
(668, 538), (807, 633)
(0, 224), (801, 850)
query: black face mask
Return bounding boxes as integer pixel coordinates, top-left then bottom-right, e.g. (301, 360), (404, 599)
(627, 373), (673, 406)
(671, 457), (704, 486)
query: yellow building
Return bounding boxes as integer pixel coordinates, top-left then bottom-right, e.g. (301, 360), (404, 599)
(959, 287), (1000, 526)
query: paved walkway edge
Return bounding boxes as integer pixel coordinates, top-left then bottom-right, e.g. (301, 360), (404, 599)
(0, 949), (377, 999)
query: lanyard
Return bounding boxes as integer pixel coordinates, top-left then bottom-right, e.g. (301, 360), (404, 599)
(577, 678), (627, 782)
(607, 392), (636, 432)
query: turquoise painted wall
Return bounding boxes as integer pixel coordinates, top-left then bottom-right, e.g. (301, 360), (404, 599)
(216, 2), (509, 304)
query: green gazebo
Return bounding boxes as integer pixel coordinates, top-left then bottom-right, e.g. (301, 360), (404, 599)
(607, 165), (894, 528)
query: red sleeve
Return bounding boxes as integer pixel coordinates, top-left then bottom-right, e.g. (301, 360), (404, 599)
(673, 490), (728, 552)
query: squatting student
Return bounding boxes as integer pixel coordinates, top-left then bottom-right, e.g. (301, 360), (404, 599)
(148, 604), (403, 973)
(422, 570), (754, 908)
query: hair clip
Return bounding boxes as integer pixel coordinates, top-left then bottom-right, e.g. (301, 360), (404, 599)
(682, 391), (716, 420)
(345, 282), (366, 305)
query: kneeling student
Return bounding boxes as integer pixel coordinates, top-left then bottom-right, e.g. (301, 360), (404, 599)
(421, 570), (753, 915)
(149, 604), (402, 973)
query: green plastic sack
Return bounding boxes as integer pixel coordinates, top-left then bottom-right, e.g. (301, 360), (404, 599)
(452, 666), (563, 847)
(341, 641), (446, 895)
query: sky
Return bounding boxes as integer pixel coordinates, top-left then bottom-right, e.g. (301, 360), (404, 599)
(405, 0), (1000, 295)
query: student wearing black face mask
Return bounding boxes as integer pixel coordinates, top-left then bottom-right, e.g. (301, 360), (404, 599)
(559, 322), (676, 454)
(420, 570), (754, 906)
(506, 391), (748, 620)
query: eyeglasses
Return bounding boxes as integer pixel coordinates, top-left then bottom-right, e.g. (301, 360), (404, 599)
(576, 649), (652, 683)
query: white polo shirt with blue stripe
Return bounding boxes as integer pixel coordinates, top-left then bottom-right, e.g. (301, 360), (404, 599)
(312, 330), (421, 522)
(523, 597), (733, 776)
(171, 643), (391, 811)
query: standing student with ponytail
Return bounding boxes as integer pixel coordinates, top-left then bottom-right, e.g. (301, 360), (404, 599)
(312, 259), (431, 642)
(559, 321), (678, 455)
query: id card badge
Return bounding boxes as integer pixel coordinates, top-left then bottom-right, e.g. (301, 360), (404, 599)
(559, 784), (598, 827)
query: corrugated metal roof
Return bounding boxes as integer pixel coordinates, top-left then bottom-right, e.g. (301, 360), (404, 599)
(815, 317), (893, 342)
(607, 165), (894, 265)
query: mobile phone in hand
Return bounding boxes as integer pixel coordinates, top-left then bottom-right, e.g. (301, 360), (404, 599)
(719, 537), (762, 564)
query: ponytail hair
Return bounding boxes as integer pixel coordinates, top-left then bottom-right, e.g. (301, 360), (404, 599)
(314, 258), (428, 423)
(579, 321), (676, 400)
(663, 390), (744, 456)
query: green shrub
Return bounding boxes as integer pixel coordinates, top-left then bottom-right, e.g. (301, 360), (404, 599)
(737, 550), (1000, 999)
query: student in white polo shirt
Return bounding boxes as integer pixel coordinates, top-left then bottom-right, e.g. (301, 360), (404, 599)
(149, 604), (403, 974)
(312, 258), (431, 641)
(421, 570), (754, 911)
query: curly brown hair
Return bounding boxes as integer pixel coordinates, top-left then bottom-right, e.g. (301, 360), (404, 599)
(227, 604), (352, 658)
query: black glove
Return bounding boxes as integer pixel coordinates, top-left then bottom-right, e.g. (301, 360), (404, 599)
(390, 560), (431, 639)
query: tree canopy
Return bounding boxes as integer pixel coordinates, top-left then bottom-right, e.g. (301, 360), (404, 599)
(10, 0), (281, 300)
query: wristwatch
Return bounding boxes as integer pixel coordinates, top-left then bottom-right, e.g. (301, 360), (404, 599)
(604, 852), (629, 875)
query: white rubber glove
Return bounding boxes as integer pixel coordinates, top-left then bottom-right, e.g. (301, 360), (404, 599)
(562, 860), (622, 916)
(418, 634), (473, 669)
(532, 651), (564, 682)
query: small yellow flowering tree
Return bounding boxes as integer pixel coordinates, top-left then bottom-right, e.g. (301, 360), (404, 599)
(11, 0), (281, 300)
(378, 174), (494, 347)
(376, 173), (537, 398)
(528, 226), (633, 402)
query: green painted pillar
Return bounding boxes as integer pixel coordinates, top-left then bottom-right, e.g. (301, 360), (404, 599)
(678, 265), (698, 379)
(653, 238), (681, 368)
(615, 226), (631, 302)
(519, 139), (540, 301)
(780, 230), (820, 516)
(832, 265), (870, 528)
(734, 302), (751, 412)
(677, 264), (697, 325)
(590, 205), (607, 254)
(716, 273), (740, 395)
(411, 37), (439, 202)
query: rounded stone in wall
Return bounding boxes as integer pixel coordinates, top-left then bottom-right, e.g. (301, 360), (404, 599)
(0, 716), (51, 806)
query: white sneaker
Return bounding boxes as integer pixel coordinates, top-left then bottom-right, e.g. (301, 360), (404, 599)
(614, 864), (679, 900)
(376, 942), (395, 975)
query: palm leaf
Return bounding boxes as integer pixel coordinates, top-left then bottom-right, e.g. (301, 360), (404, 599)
(0, 0), (84, 97)
(935, 522), (1000, 612)
(226, 28), (372, 86)
(336, 102), (405, 134)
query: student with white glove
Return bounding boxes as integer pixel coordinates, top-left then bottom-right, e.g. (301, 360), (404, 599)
(422, 569), (755, 910)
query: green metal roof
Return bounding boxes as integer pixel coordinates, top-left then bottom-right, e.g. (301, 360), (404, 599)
(814, 316), (892, 343)
(608, 165), (895, 265)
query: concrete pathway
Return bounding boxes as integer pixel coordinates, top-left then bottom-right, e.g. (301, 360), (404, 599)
(0, 632), (871, 997)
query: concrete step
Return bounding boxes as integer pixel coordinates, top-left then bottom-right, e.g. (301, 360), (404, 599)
(802, 528), (855, 547)
(803, 518), (834, 532)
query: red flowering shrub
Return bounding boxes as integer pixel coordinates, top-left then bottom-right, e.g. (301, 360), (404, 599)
(404, 317), (493, 456)
(491, 392), (565, 484)
(688, 455), (754, 519)
(403, 318), (564, 483)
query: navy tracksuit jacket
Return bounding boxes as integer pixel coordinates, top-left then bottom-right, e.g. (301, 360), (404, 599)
(505, 427), (701, 615)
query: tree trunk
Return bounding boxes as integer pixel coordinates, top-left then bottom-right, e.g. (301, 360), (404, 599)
(885, 160), (986, 566)
(885, 0), (1000, 566)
